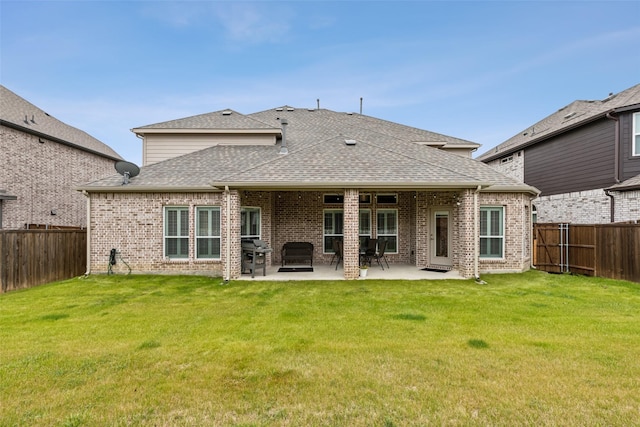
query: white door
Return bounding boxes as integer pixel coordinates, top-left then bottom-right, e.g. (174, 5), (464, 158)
(430, 209), (452, 266)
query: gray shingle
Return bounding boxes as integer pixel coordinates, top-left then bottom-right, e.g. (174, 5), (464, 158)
(0, 85), (122, 160)
(477, 83), (640, 161)
(81, 105), (534, 193)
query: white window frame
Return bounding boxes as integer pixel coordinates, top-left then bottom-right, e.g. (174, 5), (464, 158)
(480, 206), (505, 258)
(376, 208), (398, 254)
(195, 206), (221, 260)
(164, 206), (189, 259)
(240, 207), (261, 241)
(359, 209), (371, 248)
(633, 112), (640, 157)
(323, 209), (343, 253)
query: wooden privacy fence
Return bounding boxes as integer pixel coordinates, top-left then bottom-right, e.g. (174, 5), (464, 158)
(534, 223), (640, 283)
(0, 229), (86, 293)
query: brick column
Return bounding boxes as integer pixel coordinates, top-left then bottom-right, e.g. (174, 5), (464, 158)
(343, 189), (360, 279)
(457, 188), (476, 278)
(224, 190), (242, 280)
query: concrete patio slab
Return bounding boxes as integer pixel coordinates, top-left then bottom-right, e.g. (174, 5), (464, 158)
(236, 263), (466, 281)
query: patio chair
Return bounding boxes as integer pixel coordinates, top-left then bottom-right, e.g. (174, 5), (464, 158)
(331, 239), (343, 270)
(360, 238), (377, 267)
(372, 239), (389, 270)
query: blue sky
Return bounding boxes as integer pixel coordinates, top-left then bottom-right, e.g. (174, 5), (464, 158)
(2, 1), (639, 166)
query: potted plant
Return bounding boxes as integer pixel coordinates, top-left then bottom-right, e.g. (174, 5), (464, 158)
(359, 264), (369, 278)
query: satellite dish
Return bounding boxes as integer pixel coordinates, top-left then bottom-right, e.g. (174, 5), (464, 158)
(115, 161), (140, 185)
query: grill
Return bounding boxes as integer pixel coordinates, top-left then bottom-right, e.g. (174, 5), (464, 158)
(241, 239), (273, 278)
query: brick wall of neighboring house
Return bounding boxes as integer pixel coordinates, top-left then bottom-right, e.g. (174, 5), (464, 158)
(484, 151), (525, 182)
(611, 189), (640, 223)
(478, 192), (532, 275)
(1, 125), (116, 229)
(534, 189), (611, 224)
(89, 191), (239, 277)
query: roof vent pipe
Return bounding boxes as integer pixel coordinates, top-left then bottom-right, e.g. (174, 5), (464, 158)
(279, 118), (288, 155)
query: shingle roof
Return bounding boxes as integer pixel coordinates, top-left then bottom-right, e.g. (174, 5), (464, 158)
(477, 83), (640, 162)
(0, 85), (122, 160)
(607, 173), (640, 192)
(81, 106), (536, 194)
(133, 109), (279, 131)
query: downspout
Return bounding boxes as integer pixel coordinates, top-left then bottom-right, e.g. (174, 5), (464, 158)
(224, 185), (231, 283)
(473, 185), (481, 280)
(606, 111), (621, 184)
(82, 190), (91, 275)
(604, 189), (615, 223)
(605, 111), (620, 224)
(529, 196), (536, 270)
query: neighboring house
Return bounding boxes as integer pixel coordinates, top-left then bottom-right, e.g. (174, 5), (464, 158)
(477, 83), (640, 224)
(0, 85), (122, 229)
(79, 106), (538, 280)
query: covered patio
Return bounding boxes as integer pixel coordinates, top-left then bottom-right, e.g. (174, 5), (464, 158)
(236, 263), (465, 281)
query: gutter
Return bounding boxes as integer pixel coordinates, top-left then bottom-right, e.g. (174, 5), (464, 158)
(606, 111), (621, 184)
(479, 111), (619, 163)
(76, 186), (221, 193)
(210, 181), (493, 191)
(473, 185), (481, 280)
(82, 190), (91, 275)
(131, 128), (282, 136)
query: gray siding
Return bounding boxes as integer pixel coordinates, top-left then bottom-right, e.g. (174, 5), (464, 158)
(524, 119), (616, 196)
(619, 110), (640, 181)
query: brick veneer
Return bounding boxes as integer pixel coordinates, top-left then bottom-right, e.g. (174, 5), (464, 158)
(89, 191), (238, 277)
(477, 192), (532, 274)
(89, 189), (533, 279)
(1, 125), (116, 229)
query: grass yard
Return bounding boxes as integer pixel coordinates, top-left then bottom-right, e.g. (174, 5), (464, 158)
(1, 271), (639, 426)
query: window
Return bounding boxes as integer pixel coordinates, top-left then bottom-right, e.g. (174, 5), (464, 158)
(501, 155), (513, 164)
(241, 207), (261, 240)
(376, 193), (397, 204)
(324, 209), (343, 253)
(324, 194), (344, 204)
(377, 209), (398, 253)
(359, 209), (371, 247)
(196, 207), (221, 259)
(359, 193), (371, 204)
(164, 207), (189, 259)
(480, 207), (504, 258)
(634, 112), (640, 156)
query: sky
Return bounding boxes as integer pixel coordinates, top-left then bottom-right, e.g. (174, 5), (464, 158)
(2, 0), (639, 166)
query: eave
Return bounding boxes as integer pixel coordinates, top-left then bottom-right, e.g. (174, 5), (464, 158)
(1, 119), (122, 162)
(131, 127), (282, 136)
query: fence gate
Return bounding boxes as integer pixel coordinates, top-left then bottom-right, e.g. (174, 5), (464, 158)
(535, 223), (569, 273)
(534, 223), (597, 276)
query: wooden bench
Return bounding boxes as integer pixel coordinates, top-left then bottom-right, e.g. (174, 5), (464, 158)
(281, 242), (314, 267)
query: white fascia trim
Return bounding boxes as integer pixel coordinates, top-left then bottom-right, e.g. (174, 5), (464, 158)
(131, 128), (281, 136)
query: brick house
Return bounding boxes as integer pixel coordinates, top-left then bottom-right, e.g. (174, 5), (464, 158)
(0, 85), (122, 229)
(477, 83), (640, 224)
(79, 107), (539, 280)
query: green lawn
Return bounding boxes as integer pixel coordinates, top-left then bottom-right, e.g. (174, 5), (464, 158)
(1, 271), (639, 426)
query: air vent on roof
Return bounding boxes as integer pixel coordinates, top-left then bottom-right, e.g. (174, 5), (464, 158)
(222, 110), (232, 115)
(563, 112), (576, 119)
(287, 107), (294, 111)
(345, 139), (356, 146)
(276, 107), (284, 111)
